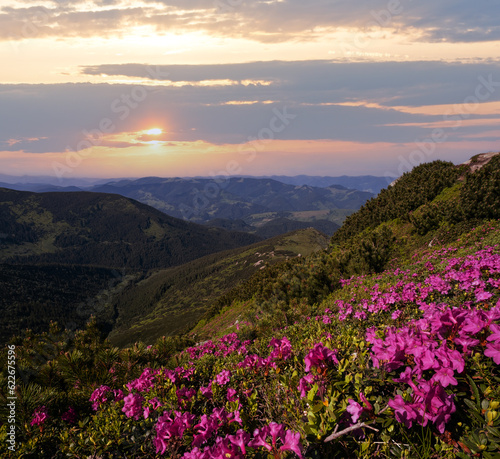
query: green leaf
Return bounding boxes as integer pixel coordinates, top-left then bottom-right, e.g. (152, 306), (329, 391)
(312, 401), (324, 414)
(467, 374), (481, 409)
(307, 384), (319, 402)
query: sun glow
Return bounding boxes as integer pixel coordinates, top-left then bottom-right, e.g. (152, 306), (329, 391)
(146, 128), (162, 135)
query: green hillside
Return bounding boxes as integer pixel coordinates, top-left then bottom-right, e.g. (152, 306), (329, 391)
(0, 188), (260, 269)
(108, 228), (329, 347)
(194, 155), (500, 339)
(0, 188), (261, 345)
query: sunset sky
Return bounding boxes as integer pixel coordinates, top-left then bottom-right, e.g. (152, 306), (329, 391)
(1, 0), (500, 180)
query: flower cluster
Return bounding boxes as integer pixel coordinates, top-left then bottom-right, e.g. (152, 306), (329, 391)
(180, 422), (303, 459)
(30, 405), (48, 427)
(298, 342), (338, 398)
(61, 406), (77, 424)
(126, 367), (159, 392)
(78, 244), (500, 456)
(89, 385), (112, 411)
(183, 333), (250, 360)
(122, 393), (145, 420)
(362, 247), (500, 433)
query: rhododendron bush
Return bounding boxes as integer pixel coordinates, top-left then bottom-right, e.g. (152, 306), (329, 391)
(2, 238), (500, 457)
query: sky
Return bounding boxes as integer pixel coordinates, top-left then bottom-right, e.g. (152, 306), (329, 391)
(1, 0), (500, 180)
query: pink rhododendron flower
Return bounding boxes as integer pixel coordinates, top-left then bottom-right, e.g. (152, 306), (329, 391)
(432, 367), (458, 387)
(193, 414), (219, 447)
(346, 399), (364, 423)
(269, 337), (292, 360)
(268, 422), (285, 448)
(149, 397), (162, 409)
(304, 343), (339, 373)
(177, 387), (197, 408)
(30, 406), (48, 427)
(215, 370), (231, 386)
(156, 411), (196, 454)
(388, 395), (418, 429)
(122, 393), (144, 420)
(228, 410), (243, 425)
(247, 424), (303, 458)
(227, 388), (238, 402)
(228, 429), (251, 455)
(485, 342), (500, 364)
(487, 324), (500, 343)
(391, 310), (402, 320)
(61, 406), (76, 424)
(476, 290), (493, 302)
(280, 430), (304, 459)
(388, 381), (456, 433)
(426, 274), (450, 294)
(298, 374), (315, 398)
(90, 385), (112, 411)
(200, 385), (213, 399)
(248, 427), (273, 451)
(126, 367), (158, 393)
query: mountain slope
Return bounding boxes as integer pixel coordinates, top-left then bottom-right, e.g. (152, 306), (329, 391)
(107, 228), (329, 347)
(0, 188), (261, 269)
(193, 153), (500, 338)
(252, 217), (339, 239)
(0, 264), (127, 344)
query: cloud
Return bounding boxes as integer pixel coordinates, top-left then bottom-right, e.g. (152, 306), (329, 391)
(81, 60), (500, 107)
(2, 0), (500, 43)
(1, 60), (500, 154)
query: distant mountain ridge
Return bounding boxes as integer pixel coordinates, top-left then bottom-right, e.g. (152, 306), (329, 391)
(257, 175), (395, 193)
(0, 175), (379, 238)
(0, 173), (396, 194)
(90, 177), (373, 217)
(88, 177), (373, 236)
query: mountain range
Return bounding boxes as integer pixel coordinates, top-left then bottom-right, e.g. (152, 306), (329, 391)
(0, 175), (384, 238)
(254, 175), (394, 193)
(89, 177), (373, 236)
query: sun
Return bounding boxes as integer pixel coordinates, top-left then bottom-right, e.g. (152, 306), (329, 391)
(146, 128), (162, 135)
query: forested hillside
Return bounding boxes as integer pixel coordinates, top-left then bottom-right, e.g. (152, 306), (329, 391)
(107, 228), (329, 347)
(0, 264), (124, 344)
(0, 189), (260, 269)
